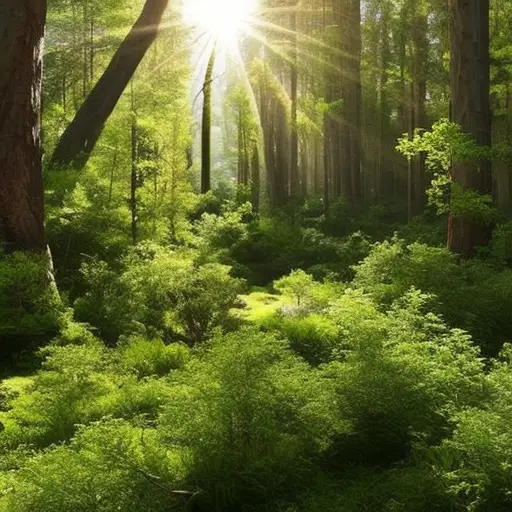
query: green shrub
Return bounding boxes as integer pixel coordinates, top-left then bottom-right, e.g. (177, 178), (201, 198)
(274, 270), (316, 307)
(231, 220), (353, 285)
(120, 338), (189, 377)
(262, 314), (340, 365)
(323, 289), (486, 466)
(491, 220), (512, 266)
(195, 202), (251, 251)
(158, 327), (343, 511)
(0, 419), (185, 512)
(295, 468), (449, 512)
(433, 345), (512, 511)
(1, 343), (118, 447)
(353, 237), (512, 355)
(75, 245), (243, 344)
(0, 250), (61, 348)
(105, 376), (175, 421)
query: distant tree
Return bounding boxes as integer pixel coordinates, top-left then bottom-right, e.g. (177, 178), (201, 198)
(49, 0), (170, 171)
(201, 45), (217, 194)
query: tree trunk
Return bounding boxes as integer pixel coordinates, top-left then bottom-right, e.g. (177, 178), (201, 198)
(251, 145), (260, 212)
(0, 0), (47, 252)
(290, 2), (300, 198)
(448, 0), (492, 257)
(412, 0), (428, 216)
(494, 89), (512, 215)
(201, 46), (216, 194)
(49, 0), (169, 171)
(130, 85), (138, 245)
(346, 0), (362, 201)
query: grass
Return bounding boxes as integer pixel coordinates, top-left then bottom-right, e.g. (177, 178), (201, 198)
(233, 290), (292, 323)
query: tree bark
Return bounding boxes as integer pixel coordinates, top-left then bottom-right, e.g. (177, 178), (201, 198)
(412, 0), (428, 216)
(201, 46), (216, 194)
(49, 0), (169, 171)
(448, 0), (492, 257)
(0, 0), (47, 252)
(290, 2), (300, 198)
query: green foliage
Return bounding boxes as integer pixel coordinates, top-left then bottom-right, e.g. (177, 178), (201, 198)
(194, 202), (252, 256)
(0, 251), (61, 341)
(353, 237), (512, 354)
(324, 289), (485, 465)
(396, 120), (496, 222)
(1, 342), (117, 446)
(0, 419), (184, 512)
(490, 220), (512, 265)
(158, 327), (343, 510)
(432, 348), (512, 511)
(75, 245), (243, 344)
(274, 270), (316, 306)
(295, 468), (449, 512)
(262, 314), (340, 365)
(120, 338), (189, 378)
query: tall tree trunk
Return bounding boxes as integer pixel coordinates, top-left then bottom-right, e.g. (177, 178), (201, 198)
(494, 89), (512, 215)
(49, 0), (169, 171)
(130, 85), (138, 244)
(0, 0), (47, 252)
(412, 0), (428, 215)
(448, 0), (492, 257)
(201, 46), (216, 194)
(346, 0), (362, 201)
(251, 145), (260, 212)
(290, 2), (300, 198)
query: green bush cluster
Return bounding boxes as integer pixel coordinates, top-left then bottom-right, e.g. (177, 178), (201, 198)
(0, 250), (62, 357)
(1, 286), (507, 512)
(353, 237), (512, 355)
(74, 243), (242, 344)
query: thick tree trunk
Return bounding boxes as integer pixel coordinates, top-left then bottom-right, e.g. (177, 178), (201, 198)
(448, 0), (492, 257)
(49, 0), (169, 171)
(201, 46), (216, 194)
(0, 0), (47, 252)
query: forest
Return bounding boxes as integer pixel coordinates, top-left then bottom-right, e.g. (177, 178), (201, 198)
(1, 0), (512, 510)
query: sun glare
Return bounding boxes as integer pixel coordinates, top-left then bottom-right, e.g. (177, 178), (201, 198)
(182, 0), (258, 46)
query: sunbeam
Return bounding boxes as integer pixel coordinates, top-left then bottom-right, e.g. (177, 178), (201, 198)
(182, 0), (259, 48)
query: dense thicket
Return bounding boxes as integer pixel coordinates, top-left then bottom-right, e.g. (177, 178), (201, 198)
(1, 0), (512, 510)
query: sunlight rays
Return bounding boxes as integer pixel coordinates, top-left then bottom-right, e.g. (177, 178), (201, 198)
(182, 0), (259, 48)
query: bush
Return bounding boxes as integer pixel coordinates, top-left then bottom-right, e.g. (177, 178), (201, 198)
(433, 345), (512, 511)
(0, 250), (62, 351)
(231, 220), (354, 285)
(295, 467), (449, 512)
(274, 270), (316, 307)
(75, 245), (243, 344)
(120, 338), (189, 377)
(323, 289), (486, 466)
(262, 314), (340, 366)
(0, 419), (185, 512)
(158, 327), (343, 510)
(353, 237), (512, 355)
(1, 342), (118, 446)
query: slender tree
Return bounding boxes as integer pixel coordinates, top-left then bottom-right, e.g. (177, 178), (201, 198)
(49, 0), (170, 171)
(201, 45), (217, 194)
(290, 1), (300, 197)
(0, 0), (47, 252)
